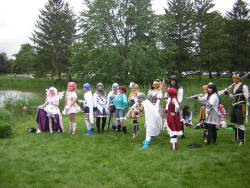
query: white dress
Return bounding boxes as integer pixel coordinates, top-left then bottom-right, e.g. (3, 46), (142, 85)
(44, 96), (60, 116)
(93, 93), (108, 117)
(205, 93), (220, 125)
(142, 99), (162, 137)
(147, 90), (163, 112)
(63, 91), (81, 115)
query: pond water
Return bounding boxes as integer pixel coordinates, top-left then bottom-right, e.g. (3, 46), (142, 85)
(0, 90), (38, 107)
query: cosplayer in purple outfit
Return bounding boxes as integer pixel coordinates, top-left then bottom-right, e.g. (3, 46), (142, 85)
(36, 87), (64, 134)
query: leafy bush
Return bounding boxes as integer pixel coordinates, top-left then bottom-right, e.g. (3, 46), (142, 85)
(0, 109), (12, 122)
(0, 124), (12, 138)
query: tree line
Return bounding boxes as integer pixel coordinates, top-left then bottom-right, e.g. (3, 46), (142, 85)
(1, 0), (249, 84)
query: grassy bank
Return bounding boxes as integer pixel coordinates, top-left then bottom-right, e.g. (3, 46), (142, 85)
(0, 76), (249, 187)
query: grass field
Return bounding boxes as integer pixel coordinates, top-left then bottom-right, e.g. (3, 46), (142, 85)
(0, 75), (250, 188)
(1, 115), (250, 188)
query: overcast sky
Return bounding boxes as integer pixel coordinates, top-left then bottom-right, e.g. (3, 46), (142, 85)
(0, 0), (249, 58)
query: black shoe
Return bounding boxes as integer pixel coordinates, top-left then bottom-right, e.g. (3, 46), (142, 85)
(122, 127), (127, 134)
(117, 125), (121, 132)
(111, 125), (116, 132)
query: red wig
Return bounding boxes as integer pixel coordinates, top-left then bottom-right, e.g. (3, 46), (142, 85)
(167, 88), (177, 97)
(119, 86), (126, 93)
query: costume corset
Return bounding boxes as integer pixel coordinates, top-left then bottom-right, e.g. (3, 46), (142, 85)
(232, 83), (246, 104)
(167, 99), (175, 114)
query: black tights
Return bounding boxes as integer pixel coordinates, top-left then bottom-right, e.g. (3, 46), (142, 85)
(96, 117), (107, 132)
(206, 124), (217, 144)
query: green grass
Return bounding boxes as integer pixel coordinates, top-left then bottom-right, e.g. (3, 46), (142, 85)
(0, 76), (250, 187)
(0, 114), (250, 188)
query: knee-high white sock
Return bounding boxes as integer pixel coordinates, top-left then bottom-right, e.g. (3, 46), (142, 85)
(49, 119), (53, 133)
(145, 136), (151, 142)
(85, 118), (92, 130)
(69, 122), (72, 130)
(72, 122), (77, 131)
(170, 138), (177, 144)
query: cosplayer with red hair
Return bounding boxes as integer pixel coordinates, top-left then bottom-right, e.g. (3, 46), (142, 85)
(114, 86), (128, 134)
(165, 88), (183, 150)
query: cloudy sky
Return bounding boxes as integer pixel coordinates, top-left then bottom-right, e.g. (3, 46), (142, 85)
(0, 0), (248, 58)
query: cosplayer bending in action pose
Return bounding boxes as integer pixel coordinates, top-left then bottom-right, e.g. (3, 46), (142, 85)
(80, 83), (94, 136)
(93, 83), (108, 133)
(204, 83), (220, 144)
(107, 83), (119, 131)
(114, 86), (128, 134)
(37, 87), (64, 134)
(192, 84), (209, 142)
(63, 82), (81, 134)
(165, 88), (183, 150)
(148, 79), (163, 113)
(137, 93), (162, 149)
(225, 74), (249, 145)
(128, 82), (141, 138)
(166, 75), (185, 137)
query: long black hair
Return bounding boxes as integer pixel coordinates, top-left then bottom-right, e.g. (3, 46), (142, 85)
(169, 75), (179, 90)
(207, 82), (220, 103)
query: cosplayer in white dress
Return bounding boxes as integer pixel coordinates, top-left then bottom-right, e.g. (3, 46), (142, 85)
(204, 83), (220, 144)
(37, 87), (64, 134)
(93, 82), (109, 133)
(137, 92), (162, 149)
(148, 79), (163, 113)
(63, 82), (81, 134)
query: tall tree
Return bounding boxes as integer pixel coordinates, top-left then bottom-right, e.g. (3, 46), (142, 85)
(160, 0), (195, 76)
(12, 44), (35, 73)
(0, 52), (11, 73)
(193, 0), (230, 78)
(73, 0), (157, 83)
(199, 12), (229, 78)
(31, 0), (77, 78)
(225, 0), (250, 72)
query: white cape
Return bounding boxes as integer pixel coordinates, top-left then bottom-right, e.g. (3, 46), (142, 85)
(142, 100), (162, 137)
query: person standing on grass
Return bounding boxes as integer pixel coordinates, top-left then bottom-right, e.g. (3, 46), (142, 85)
(107, 83), (119, 131)
(166, 75), (185, 138)
(137, 93), (162, 149)
(165, 88), (183, 150)
(204, 83), (220, 145)
(224, 74), (249, 145)
(192, 84), (209, 143)
(93, 83), (109, 133)
(80, 83), (94, 136)
(114, 86), (128, 134)
(128, 82), (141, 138)
(148, 79), (163, 113)
(62, 82), (81, 135)
(36, 87), (64, 134)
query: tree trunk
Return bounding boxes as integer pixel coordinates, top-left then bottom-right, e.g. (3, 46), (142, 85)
(209, 71), (212, 79)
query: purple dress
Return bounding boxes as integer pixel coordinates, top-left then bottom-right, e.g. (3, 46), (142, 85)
(36, 108), (63, 132)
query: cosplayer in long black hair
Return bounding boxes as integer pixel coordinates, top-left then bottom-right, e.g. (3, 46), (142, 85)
(205, 82), (220, 144)
(169, 75), (180, 90)
(207, 82), (219, 102)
